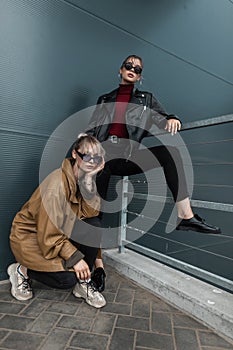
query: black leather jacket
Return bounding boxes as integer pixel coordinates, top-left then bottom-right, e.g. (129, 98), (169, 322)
(86, 87), (181, 156)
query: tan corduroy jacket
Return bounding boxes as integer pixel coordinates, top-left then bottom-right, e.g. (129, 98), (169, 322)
(10, 158), (101, 272)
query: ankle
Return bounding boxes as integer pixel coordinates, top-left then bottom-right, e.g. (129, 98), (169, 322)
(179, 213), (194, 220)
(177, 207), (194, 220)
(176, 197), (194, 219)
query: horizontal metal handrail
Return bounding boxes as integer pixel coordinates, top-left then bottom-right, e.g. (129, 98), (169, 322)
(124, 192), (233, 212)
(181, 114), (233, 131)
(152, 114), (233, 136)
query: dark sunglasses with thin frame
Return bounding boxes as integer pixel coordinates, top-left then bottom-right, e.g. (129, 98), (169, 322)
(123, 62), (142, 75)
(76, 151), (103, 165)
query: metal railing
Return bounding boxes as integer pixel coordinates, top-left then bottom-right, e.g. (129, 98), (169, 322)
(118, 114), (233, 291)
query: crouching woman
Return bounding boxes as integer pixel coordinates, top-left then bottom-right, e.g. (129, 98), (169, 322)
(8, 134), (106, 309)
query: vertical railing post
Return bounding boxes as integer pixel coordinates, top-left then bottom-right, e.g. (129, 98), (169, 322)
(118, 176), (128, 253)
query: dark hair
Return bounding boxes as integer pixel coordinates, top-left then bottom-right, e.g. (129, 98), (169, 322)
(120, 55), (143, 69)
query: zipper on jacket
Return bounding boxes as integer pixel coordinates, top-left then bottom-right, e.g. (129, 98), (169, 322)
(126, 137), (139, 162)
(126, 103), (146, 160)
(126, 141), (133, 161)
(139, 105), (146, 119)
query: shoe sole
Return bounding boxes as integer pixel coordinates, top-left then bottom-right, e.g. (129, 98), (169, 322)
(177, 226), (221, 234)
(73, 290), (106, 308)
(7, 264), (33, 301)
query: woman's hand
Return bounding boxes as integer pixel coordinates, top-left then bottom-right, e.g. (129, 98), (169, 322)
(73, 259), (91, 280)
(81, 159), (105, 191)
(86, 159), (105, 177)
(165, 119), (181, 135)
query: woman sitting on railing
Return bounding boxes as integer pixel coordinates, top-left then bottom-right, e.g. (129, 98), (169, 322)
(86, 54), (221, 235)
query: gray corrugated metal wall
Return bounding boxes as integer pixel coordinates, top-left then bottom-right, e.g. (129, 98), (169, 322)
(0, 0), (232, 280)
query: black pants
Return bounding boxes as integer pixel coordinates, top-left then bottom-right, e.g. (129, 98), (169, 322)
(96, 142), (189, 202)
(28, 218), (100, 289)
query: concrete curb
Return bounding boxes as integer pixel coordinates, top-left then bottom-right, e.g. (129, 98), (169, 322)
(103, 248), (233, 341)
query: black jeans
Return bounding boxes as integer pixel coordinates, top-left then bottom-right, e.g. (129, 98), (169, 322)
(96, 142), (189, 202)
(28, 218), (101, 289)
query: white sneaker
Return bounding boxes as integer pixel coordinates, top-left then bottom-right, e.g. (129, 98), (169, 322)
(7, 263), (33, 301)
(73, 280), (106, 308)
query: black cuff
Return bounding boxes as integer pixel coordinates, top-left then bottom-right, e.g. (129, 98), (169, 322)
(167, 114), (182, 124)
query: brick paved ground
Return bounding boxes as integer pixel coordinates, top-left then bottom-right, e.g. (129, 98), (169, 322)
(0, 265), (232, 350)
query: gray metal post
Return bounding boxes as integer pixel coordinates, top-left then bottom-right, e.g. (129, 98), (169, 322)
(118, 176), (128, 253)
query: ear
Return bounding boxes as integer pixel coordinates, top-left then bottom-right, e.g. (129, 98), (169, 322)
(72, 149), (77, 159)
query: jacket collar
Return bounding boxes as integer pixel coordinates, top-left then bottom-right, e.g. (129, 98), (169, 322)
(61, 158), (79, 203)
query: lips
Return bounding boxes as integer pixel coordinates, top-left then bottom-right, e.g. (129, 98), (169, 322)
(86, 165), (95, 170)
(127, 73), (134, 78)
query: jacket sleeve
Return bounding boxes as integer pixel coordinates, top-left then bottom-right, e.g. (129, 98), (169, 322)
(86, 96), (104, 136)
(36, 192), (83, 263)
(150, 93), (182, 129)
(86, 93), (111, 137)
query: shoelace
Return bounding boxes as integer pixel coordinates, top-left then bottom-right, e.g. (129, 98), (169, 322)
(21, 278), (32, 291)
(17, 266), (32, 291)
(81, 281), (97, 298)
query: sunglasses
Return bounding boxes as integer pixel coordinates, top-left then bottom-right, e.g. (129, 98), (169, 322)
(76, 151), (103, 165)
(123, 62), (142, 75)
